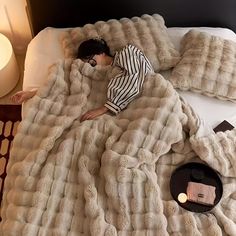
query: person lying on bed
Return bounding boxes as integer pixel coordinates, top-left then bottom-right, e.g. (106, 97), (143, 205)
(11, 38), (153, 121)
(78, 38), (154, 121)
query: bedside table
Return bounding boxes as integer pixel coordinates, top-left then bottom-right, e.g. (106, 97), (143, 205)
(170, 162), (223, 213)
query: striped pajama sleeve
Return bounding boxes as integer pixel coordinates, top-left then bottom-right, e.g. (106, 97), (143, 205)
(104, 45), (154, 114)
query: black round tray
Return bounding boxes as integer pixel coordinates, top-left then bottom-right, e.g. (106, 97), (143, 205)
(169, 162), (223, 212)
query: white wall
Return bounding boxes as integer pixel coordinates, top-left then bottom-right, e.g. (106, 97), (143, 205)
(0, 0), (32, 54)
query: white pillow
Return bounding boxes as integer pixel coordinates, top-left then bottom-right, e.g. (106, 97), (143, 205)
(23, 27), (70, 90)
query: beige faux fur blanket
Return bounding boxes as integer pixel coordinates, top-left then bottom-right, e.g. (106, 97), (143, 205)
(0, 59), (236, 235)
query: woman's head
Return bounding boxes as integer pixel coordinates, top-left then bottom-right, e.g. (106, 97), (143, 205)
(77, 38), (112, 67)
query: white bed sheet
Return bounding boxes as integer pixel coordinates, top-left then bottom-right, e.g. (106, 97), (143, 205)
(22, 26), (236, 131)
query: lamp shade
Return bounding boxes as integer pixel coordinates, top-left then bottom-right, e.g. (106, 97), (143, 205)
(0, 33), (19, 97)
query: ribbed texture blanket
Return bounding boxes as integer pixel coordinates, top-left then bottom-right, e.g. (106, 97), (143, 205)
(0, 59), (236, 235)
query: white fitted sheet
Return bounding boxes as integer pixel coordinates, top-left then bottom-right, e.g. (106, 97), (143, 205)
(22, 26), (236, 130)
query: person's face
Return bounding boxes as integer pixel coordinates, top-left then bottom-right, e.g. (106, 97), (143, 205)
(86, 56), (97, 67)
(86, 53), (108, 67)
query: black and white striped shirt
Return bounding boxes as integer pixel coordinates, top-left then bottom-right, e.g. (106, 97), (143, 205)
(104, 45), (154, 114)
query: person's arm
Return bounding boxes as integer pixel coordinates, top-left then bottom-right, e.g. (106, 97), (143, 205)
(80, 106), (108, 122)
(104, 45), (153, 114)
(10, 89), (38, 104)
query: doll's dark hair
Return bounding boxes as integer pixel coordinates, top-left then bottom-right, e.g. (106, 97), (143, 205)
(77, 38), (111, 59)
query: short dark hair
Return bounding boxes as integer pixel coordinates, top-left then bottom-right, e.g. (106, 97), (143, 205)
(77, 38), (111, 59)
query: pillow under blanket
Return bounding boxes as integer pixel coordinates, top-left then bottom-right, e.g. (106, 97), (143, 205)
(65, 14), (180, 72)
(168, 29), (236, 101)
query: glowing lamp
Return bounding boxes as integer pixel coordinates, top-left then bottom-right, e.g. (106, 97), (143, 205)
(178, 193), (188, 203)
(0, 33), (19, 97)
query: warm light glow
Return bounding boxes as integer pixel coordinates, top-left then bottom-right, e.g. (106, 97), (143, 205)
(0, 33), (12, 70)
(178, 193), (188, 203)
(0, 32), (19, 97)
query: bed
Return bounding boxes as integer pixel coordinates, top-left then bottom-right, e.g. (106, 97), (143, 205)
(1, 0), (236, 235)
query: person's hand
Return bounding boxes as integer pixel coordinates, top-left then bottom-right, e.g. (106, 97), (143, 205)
(80, 106), (108, 122)
(10, 90), (37, 104)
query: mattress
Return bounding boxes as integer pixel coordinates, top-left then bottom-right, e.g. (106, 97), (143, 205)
(22, 26), (236, 132)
